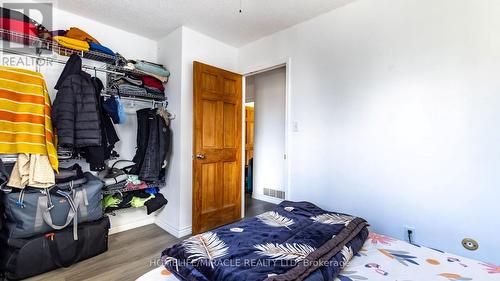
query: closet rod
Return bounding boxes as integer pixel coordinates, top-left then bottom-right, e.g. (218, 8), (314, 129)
(0, 48), (124, 76)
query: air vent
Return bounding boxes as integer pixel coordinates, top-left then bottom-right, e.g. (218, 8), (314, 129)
(263, 188), (285, 199)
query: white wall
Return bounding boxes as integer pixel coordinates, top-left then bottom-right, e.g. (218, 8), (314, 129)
(156, 27), (239, 237)
(238, 0), (500, 264)
(155, 27), (184, 236)
(251, 67), (286, 199)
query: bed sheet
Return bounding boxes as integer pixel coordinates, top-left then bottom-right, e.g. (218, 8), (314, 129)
(137, 232), (499, 281)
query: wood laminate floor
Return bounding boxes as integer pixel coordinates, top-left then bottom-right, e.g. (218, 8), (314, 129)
(27, 193), (275, 281)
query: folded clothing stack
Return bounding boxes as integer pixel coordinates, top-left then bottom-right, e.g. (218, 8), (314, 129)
(117, 83), (147, 96)
(116, 60), (170, 98)
(109, 71), (167, 100)
(113, 74), (143, 86)
(55, 163), (84, 183)
(134, 60), (171, 81)
(141, 75), (165, 95)
(51, 27), (115, 58)
(99, 167), (128, 188)
(103, 187), (168, 215)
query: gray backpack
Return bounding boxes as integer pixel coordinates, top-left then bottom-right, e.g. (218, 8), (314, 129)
(2, 172), (103, 239)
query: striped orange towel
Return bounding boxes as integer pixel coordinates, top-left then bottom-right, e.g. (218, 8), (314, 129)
(0, 65), (58, 171)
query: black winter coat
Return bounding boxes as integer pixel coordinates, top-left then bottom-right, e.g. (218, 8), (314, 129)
(52, 54), (101, 147)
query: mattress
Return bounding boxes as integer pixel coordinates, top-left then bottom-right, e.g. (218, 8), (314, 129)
(137, 232), (499, 281)
(162, 201), (369, 281)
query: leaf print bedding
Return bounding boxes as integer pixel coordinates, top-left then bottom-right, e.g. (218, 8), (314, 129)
(143, 232), (499, 281)
(182, 232), (229, 268)
(161, 201), (369, 281)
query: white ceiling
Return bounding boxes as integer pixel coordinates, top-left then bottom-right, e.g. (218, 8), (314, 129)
(50, 0), (355, 47)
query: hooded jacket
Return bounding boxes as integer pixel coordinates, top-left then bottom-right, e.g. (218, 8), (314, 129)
(52, 54), (101, 147)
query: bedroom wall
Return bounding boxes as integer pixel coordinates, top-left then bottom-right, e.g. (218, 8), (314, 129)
(0, 3), (159, 233)
(156, 26), (239, 237)
(156, 27), (183, 236)
(251, 67), (287, 201)
(238, 0), (500, 263)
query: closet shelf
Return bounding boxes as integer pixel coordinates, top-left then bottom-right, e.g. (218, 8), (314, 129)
(0, 29), (116, 65)
(102, 183), (150, 195)
(104, 89), (167, 102)
(105, 206), (147, 215)
(107, 65), (162, 78)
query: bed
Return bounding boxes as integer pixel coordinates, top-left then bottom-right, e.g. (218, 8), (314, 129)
(138, 201), (499, 281)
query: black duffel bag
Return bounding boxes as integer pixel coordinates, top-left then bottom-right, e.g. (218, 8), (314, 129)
(0, 216), (110, 280)
(0, 158), (10, 232)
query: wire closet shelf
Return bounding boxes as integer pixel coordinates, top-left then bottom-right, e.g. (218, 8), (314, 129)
(0, 28), (117, 64)
(0, 29), (173, 107)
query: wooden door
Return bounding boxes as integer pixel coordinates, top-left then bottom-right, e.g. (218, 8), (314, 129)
(193, 61), (242, 234)
(245, 106), (254, 165)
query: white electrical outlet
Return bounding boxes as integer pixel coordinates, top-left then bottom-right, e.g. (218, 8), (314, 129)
(405, 226), (416, 244)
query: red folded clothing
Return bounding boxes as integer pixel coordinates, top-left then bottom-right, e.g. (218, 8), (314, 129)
(0, 18), (38, 41)
(141, 75), (164, 92)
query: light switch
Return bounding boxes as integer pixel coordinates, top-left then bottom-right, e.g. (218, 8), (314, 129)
(292, 121), (299, 132)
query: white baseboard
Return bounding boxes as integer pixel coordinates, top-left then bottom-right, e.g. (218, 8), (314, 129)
(178, 225), (192, 237)
(108, 207), (157, 235)
(109, 216), (156, 235)
(252, 193), (284, 205)
(155, 216), (192, 238)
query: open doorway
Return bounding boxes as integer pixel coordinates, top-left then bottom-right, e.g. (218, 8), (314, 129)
(244, 66), (287, 215)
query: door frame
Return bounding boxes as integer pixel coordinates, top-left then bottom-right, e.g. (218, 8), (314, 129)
(241, 57), (292, 217)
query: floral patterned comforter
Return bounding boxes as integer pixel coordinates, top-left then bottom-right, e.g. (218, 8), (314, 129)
(138, 232), (499, 281)
(335, 232), (499, 281)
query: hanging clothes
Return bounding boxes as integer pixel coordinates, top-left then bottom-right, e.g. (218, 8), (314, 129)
(7, 154), (55, 189)
(156, 107), (172, 169)
(131, 108), (170, 182)
(80, 77), (120, 171)
(102, 95), (126, 124)
(52, 54), (101, 147)
(0, 66), (58, 171)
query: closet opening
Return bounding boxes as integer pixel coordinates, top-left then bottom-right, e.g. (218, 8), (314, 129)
(243, 64), (288, 216)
